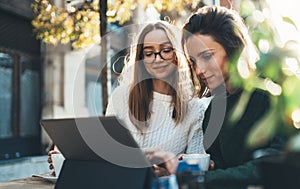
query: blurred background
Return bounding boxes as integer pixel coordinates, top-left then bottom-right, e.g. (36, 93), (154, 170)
(0, 0), (299, 182)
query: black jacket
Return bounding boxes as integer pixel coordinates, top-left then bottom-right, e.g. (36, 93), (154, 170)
(203, 89), (285, 189)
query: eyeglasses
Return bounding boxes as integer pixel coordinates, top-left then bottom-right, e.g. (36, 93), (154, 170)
(143, 47), (174, 64)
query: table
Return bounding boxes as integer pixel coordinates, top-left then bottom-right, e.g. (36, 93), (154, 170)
(0, 176), (55, 189)
(0, 177), (265, 189)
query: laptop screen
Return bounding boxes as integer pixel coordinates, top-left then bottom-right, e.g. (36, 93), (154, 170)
(41, 116), (151, 168)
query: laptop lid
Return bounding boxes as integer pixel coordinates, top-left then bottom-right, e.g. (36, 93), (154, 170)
(41, 116), (151, 168)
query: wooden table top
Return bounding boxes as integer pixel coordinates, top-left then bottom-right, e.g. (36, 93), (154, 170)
(0, 176), (55, 189)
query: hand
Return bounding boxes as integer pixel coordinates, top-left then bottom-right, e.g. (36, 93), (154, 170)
(47, 150), (61, 176)
(152, 164), (170, 177)
(144, 147), (179, 175)
(177, 154), (186, 160)
(209, 160), (215, 170)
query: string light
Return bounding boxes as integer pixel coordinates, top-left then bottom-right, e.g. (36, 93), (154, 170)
(237, 58), (250, 78)
(292, 109), (300, 129)
(264, 79), (282, 96)
(32, 0), (100, 49)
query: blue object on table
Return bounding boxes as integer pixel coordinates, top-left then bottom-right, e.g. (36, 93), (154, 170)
(176, 160), (205, 189)
(151, 174), (178, 189)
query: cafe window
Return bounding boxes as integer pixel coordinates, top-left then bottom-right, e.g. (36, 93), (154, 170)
(20, 56), (41, 137)
(0, 53), (13, 138)
(0, 9), (42, 160)
(0, 50), (42, 160)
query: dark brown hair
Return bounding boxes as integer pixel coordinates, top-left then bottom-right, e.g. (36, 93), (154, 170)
(182, 6), (258, 97)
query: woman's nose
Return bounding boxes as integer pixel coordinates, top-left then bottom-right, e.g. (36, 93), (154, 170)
(154, 53), (164, 62)
(194, 64), (206, 76)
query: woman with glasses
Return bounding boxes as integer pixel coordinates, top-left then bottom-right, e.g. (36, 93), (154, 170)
(106, 21), (209, 167)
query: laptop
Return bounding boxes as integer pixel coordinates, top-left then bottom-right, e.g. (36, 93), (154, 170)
(41, 116), (157, 189)
(40, 116), (151, 167)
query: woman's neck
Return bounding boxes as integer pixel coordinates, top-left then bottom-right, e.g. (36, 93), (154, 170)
(211, 84), (227, 96)
(210, 84), (241, 97)
(152, 79), (173, 95)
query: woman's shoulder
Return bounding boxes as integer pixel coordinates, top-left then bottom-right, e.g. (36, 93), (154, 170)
(243, 89), (270, 109)
(186, 96), (212, 118)
(106, 84), (130, 116)
(251, 89), (270, 100)
(180, 97), (212, 128)
(230, 88), (270, 105)
(111, 84), (130, 96)
(109, 84), (131, 104)
(189, 96), (212, 109)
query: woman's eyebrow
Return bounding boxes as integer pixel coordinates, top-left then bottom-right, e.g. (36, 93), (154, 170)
(143, 41), (172, 50)
(143, 46), (154, 50)
(160, 41), (172, 46)
(197, 48), (214, 57)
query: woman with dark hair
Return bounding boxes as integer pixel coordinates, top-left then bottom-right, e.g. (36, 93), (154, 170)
(181, 5), (271, 187)
(146, 6), (284, 187)
(182, 5), (258, 97)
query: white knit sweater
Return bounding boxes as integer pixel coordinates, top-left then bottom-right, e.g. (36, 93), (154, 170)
(106, 85), (210, 156)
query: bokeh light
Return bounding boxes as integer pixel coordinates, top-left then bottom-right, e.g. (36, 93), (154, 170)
(292, 109), (300, 129)
(264, 79), (282, 96)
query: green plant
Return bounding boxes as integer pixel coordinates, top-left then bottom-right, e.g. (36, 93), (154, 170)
(31, 0), (202, 49)
(230, 0), (300, 148)
(31, 0), (100, 49)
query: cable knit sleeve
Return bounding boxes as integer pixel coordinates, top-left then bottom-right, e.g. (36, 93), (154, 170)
(186, 116), (205, 154)
(186, 97), (212, 154)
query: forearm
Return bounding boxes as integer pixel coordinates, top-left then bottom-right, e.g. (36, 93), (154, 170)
(205, 161), (261, 189)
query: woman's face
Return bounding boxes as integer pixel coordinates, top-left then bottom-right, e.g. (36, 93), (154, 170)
(142, 29), (176, 80)
(186, 33), (228, 90)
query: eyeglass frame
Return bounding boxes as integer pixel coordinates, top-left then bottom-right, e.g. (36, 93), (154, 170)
(142, 47), (175, 64)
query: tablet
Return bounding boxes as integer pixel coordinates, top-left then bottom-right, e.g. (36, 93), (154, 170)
(41, 116), (151, 167)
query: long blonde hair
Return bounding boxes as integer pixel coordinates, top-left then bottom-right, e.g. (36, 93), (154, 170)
(118, 21), (195, 130)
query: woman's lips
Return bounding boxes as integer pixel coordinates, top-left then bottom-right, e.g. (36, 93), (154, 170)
(201, 75), (213, 83)
(201, 76), (214, 85)
(153, 64), (169, 70)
